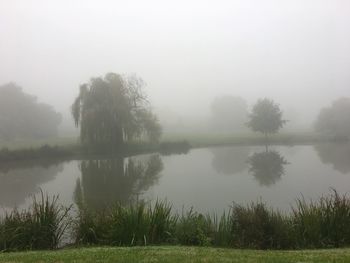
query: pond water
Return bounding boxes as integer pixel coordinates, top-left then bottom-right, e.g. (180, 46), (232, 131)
(1, 143), (350, 215)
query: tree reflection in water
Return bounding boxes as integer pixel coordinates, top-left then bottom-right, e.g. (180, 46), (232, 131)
(0, 160), (64, 207)
(247, 150), (288, 186)
(314, 143), (350, 174)
(74, 154), (163, 210)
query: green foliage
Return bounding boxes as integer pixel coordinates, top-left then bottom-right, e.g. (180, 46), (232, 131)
(73, 190), (350, 250)
(0, 83), (62, 141)
(71, 73), (161, 148)
(73, 207), (113, 245)
(315, 97), (350, 140)
(230, 202), (293, 249)
(0, 145), (72, 162)
(247, 98), (286, 137)
(203, 212), (233, 247)
(4, 190), (350, 252)
(175, 209), (211, 246)
(0, 191), (71, 251)
(293, 190), (350, 248)
(74, 200), (177, 246)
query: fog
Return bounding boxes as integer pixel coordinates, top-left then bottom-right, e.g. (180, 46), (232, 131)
(1, 0), (350, 133)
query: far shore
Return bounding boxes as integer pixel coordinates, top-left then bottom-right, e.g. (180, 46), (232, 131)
(0, 132), (347, 163)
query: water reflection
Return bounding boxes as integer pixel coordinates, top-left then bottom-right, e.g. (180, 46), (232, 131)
(314, 143), (350, 174)
(0, 160), (64, 207)
(74, 154), (163, 210)
(211, 146), (250, 175)
(247, 150), (288, 186)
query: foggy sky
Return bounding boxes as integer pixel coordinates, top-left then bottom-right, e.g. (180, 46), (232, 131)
(1, 0), (350, 126)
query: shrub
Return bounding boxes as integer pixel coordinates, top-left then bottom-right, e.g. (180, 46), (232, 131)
(176, 209), (211, 246)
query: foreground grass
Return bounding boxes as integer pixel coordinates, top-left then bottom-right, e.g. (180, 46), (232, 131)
(2, 246), (350, 263)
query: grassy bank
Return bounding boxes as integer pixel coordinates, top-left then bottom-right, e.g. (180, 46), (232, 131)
(2, 246), (350, 263)
(0, 132), (338, 163)
(0, 137), (78, 151)
(0, 140), (190, 162)
(0, 133), (319, 151)
(162, 132), (330, 148)
(3, 191), (350, 252)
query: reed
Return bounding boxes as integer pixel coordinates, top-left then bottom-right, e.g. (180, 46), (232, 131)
(292, 189), (350, 248)
(4, 189), (350, 251)
(0, 191), (71, 251)
(74, 200), (177, 246)
(175, 208), (211, 246)
(229, 202), (293, 249)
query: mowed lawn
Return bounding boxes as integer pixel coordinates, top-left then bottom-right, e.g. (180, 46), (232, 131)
(1, 246), (350, 263)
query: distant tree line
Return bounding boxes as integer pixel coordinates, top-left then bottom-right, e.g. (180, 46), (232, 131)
(0, 83), (62, 141)
(315, 97), (350, 140)
(1, 77), (350, 147)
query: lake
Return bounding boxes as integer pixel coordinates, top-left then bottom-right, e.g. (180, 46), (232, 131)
(1, 143), (350, 216)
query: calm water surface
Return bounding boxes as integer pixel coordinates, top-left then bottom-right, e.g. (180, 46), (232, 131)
(1, 143), (350, 215)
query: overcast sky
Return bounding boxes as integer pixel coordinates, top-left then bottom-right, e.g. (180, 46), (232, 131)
(1, 0), (350, 124)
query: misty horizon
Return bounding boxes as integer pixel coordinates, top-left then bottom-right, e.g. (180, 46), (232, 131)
(1, 0), (350, 132)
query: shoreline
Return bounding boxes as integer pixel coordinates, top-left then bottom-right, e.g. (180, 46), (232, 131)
(0, 133), (347, 163)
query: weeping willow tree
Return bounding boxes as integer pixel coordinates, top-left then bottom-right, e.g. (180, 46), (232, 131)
(71, 73), (161, 147)
(74, 154), (163, 210)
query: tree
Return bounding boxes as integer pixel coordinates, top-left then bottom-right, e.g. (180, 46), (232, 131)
(0, 83), (62, 140)
(315, 97), (350, 139)
(74, 154), (163, 209)
(0, 160), (63, 207)
(71, 73), (162, 147)
(314, 143), (350, 174)
(210, 96), (248, 133)
(246, 98), (286, 139)
(248, 150), (288, 186)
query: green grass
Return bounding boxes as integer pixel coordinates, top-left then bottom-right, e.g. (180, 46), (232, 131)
(2, 246), (350, 263)
(75, 200), (177, 246)
(0, 131), (324, 151)
(0, 192), (72, 251)
(161, 131), (327, 148)
(4, 191), (350, 251)
(0, 137), (78, 151)
(0, 132), (334, 163)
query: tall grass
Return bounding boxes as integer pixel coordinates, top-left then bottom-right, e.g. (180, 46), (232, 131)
(4, 190), (350, 251)
(74, 190), (350, 249)
(0, 191), (71, 251)
(293, 189), (350, 248)
(175, 209), (211, 246)
(230, 202), (294, 249)
(74, 200), (177, 246)
(209, 211), (233, 247)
